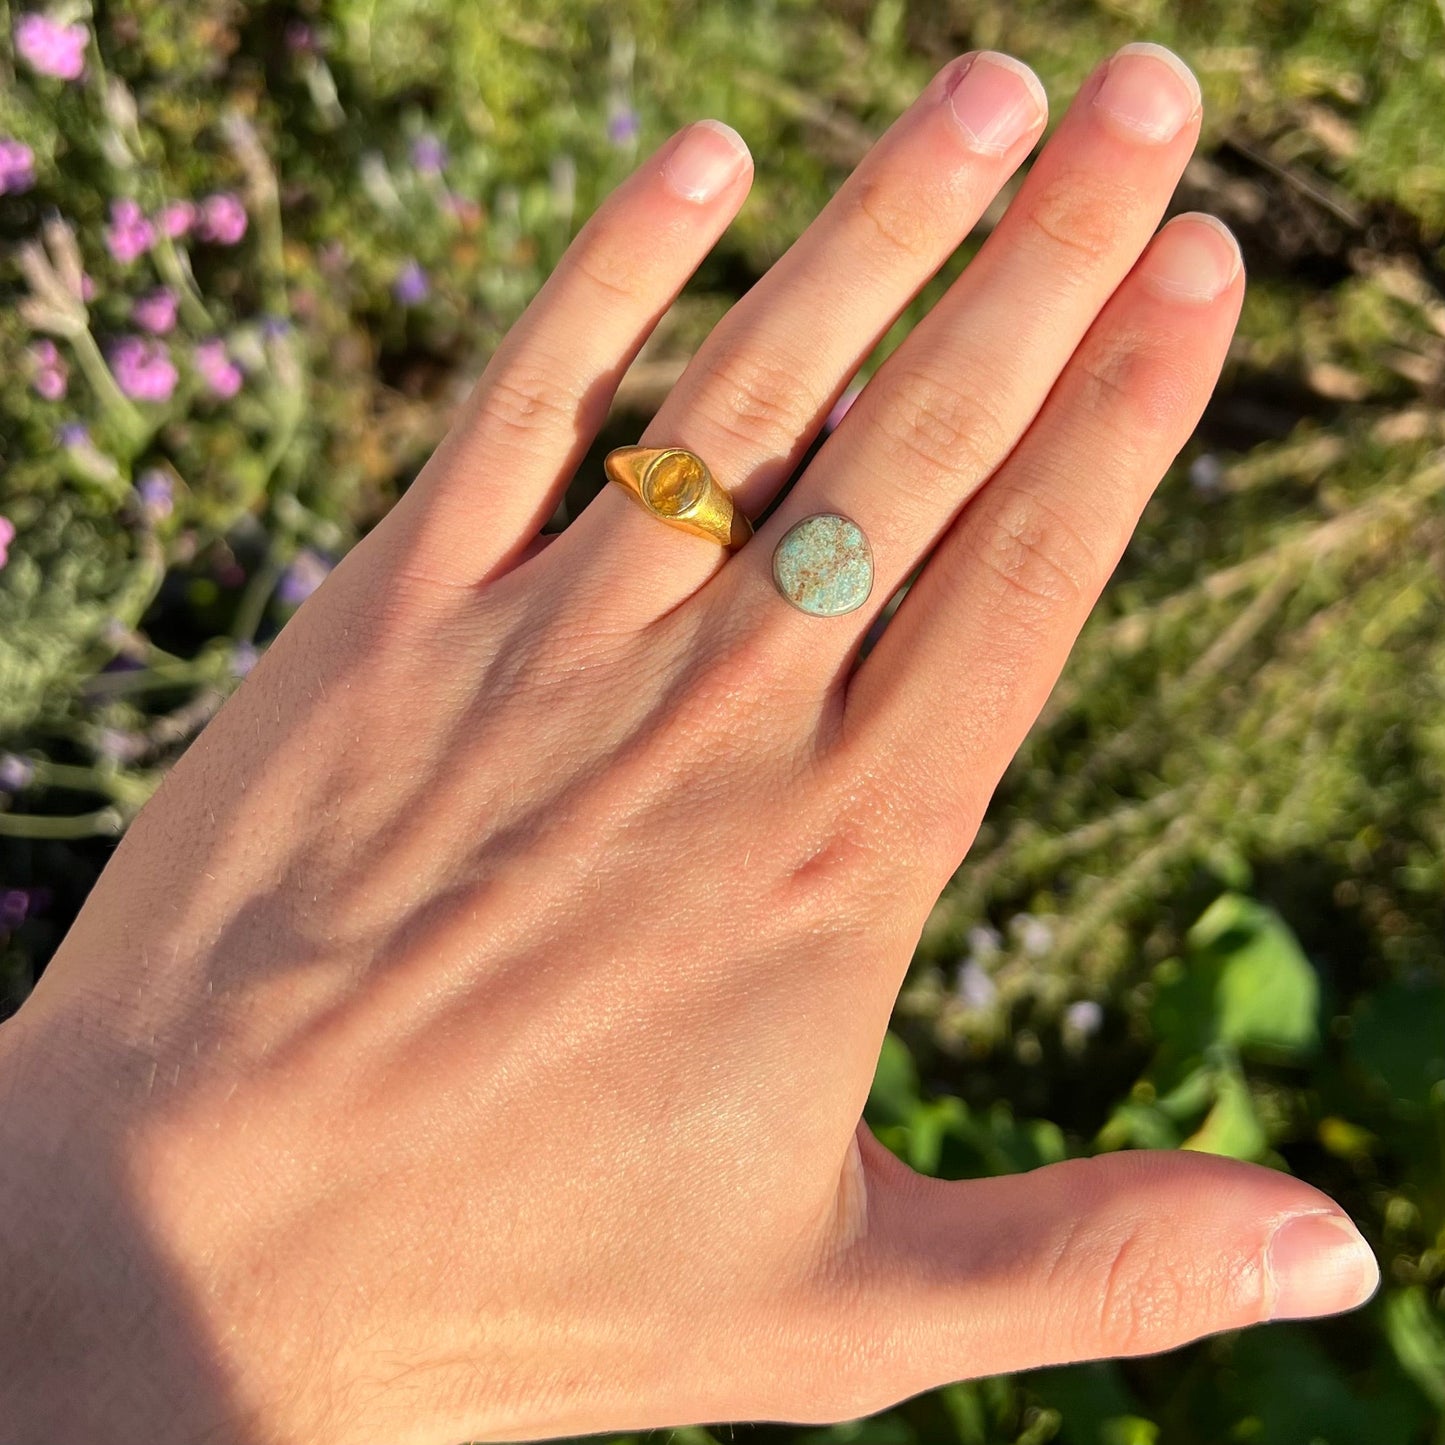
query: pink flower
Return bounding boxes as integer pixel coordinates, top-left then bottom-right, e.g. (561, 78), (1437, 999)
(284, 20), (317, 53)
(0, 138), (36, 195)
(110, 336), (177, 403)
(159, 201), (195, 238)
(194, 339), (243, 399)
(132, 287), (178, 334)
(14, 13), (87, 80)
(29, 339), (68, 400)
(278, 549), (332, 606)
(0, 516), (15, 569)
(105, 198), (154, 265)
(197, 192), (247, 245)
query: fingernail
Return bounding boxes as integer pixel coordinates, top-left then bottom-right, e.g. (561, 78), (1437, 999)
(1094, 42), (1201, 144)
(663, 119), (750, 202)
(1141, 213), (1242, 301)
(1266, 1211), (1380, 1320)
(946, 51), (1048, 155)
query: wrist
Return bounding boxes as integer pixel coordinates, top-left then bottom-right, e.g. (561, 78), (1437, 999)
(0, 1013), (222, 1445)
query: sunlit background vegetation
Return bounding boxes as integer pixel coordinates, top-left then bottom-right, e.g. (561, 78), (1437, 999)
(2, 1), (1444, 1441)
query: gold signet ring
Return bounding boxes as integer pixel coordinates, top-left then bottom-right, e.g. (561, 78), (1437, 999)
(603, 446), (752, 552)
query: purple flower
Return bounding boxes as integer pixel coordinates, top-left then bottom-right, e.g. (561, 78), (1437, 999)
(159, 200), (195, 238)
(0, 516), (14, 569)
(132, 287), (179, 334)
(135, 469), (173, 521)
(29, 339), (68, 401)
(196, 192), (247, 245)
(231, 640), (259, 677)
(105, 198), (154, 265)
(194, 338), (243, 399)
(411, 133), (447, 174)
(0, 754), (33, 792)
(97, 727), (141, 763)
(0, 137), (36, 194)
(606, 108), (640, 146)
(14, 13), (87, 80)
(393, 258), (429, 305)
(277, 548), (332, 606)
(57, 421), (89, 448)
(0, 890), (30, 930)
(110, 336), (178, 403)
(284, 20), (317, 53)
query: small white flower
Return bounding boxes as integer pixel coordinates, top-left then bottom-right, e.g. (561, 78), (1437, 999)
(1064, 1000), (1104, 1039)
(1012, 913), (1054, 959)
(966, 923), (1003, 961)
(955, 959), (998, 1012)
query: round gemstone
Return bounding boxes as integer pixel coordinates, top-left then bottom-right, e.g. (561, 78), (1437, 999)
(642, 450), (708, 516)
(771, 513), (873, 617)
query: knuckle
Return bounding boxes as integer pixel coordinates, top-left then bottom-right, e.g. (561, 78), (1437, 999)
(1018, 169), (1138, 270)
(966, 484), (1102, 615)
(565, 223), (655, 302)
(696, 348), (814, 446)
(781, 748), (921, 922)
(478, 368), (580, 447)
(850, 175), (936, 263)
(1092, 1230), (1188, 1358)
(1073, 326), (1197, 447)
(873, 365), (1009, 485)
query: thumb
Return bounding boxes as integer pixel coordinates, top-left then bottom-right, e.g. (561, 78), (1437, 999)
(820, 1129), (1379, 1417)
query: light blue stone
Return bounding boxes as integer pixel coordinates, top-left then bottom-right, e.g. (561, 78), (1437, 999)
(771, 513), (873, 617)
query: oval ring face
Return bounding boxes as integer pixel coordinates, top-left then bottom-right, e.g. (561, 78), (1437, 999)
(642, 450), (709, 516)
(771, 513), (874, 617)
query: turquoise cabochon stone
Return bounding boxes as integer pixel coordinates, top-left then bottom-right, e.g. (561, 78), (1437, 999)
(771, 513), (874, 617)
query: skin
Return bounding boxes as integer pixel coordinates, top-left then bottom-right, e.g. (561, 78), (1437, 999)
(0, 44), (1378, 1445)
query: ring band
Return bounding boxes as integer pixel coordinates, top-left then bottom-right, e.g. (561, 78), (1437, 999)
(604, 446), (752, 551)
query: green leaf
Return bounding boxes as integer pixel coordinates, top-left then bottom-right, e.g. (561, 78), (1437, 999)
(1191, 893), (1320, 1058)
(906, 1096), (969, 1177)
(866, 1029), (921, 1130)
(795, 1415), (916, 1444)
(937, 1382), (989, 1445)
(1031, 1361), (1145, 1442)
(1099, 1420), (1159, 1445)
(1223, 1323), (1428, 1445)
(1384, 1287), (1445, 1409)
(1350, 983), (1445, 1108)
(1182, 1067), (1268, 1160)
(1097, 1100), (1183, 1152)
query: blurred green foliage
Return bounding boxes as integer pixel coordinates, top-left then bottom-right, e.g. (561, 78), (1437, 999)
(2, 1), (1444, 1441)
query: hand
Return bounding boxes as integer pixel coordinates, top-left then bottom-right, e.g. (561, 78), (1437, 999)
(0, 43), (1377, 1445)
